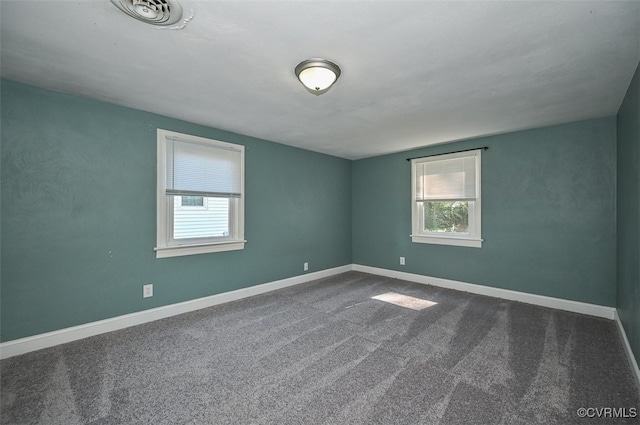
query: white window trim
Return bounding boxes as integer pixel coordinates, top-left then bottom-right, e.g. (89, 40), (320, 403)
(155, 129), (245, 258)
(410, 234), (482, 248)
(155, 241), (245, 258)
(411, 149), (482, 248)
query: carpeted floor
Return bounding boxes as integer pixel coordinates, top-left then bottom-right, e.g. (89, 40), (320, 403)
(1, 271), (638, 424)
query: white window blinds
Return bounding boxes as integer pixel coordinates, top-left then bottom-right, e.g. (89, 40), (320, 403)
(415, 153), (477, 201)
(165, 137), (242, 198)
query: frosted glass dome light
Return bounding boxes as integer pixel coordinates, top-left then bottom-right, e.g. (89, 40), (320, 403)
(294, 59), (341, 95)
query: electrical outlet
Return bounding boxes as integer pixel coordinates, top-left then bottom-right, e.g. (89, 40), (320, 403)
(400, 257), (405, 266)
(304, 262), (309, 271)
(143, 284), (153, 298)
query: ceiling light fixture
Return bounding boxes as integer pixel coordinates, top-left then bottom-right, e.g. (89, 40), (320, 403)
(294, 58), (341, 96)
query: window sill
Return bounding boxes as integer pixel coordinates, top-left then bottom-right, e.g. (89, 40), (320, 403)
(155, 240), (246, 258)
(411, 235), (482, 248)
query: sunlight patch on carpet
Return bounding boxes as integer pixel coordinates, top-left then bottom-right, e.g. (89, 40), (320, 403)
(371, 292), (437, 311)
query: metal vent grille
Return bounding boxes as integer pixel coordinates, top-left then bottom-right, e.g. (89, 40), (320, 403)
(110, 0), (183, 26)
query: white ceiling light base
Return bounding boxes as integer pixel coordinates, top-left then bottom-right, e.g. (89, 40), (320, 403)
(295, 59), (341, 96)
(110, 0), (183, 26)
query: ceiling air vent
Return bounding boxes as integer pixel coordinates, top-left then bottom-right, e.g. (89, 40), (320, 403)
(110, 0), (183, 26)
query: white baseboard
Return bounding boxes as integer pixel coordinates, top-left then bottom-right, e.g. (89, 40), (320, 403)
(352, 264), (616, 320)
(1, 264), (620, 360)
(0, 265), (351, 360)
(614, 310), (640, 391)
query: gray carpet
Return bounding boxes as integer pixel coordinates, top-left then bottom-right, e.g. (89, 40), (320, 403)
(1, 271), (638, 424)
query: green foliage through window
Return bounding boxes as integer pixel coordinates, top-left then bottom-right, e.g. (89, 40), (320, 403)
(423, 201), (469, 233)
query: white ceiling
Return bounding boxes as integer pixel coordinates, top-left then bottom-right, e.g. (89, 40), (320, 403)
(1, 1), (639, 159)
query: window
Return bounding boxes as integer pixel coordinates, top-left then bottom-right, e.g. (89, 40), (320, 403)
(155, 129), (245, 258)
(411, 149), (482, 248)
(180, 196), (204, 207)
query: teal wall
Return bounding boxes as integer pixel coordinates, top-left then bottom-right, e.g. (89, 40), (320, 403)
(0, 80), (352, 342)
(0, 77), (632, 344)
(617, 62), (640, 366)
(353, 118), (617, 306)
